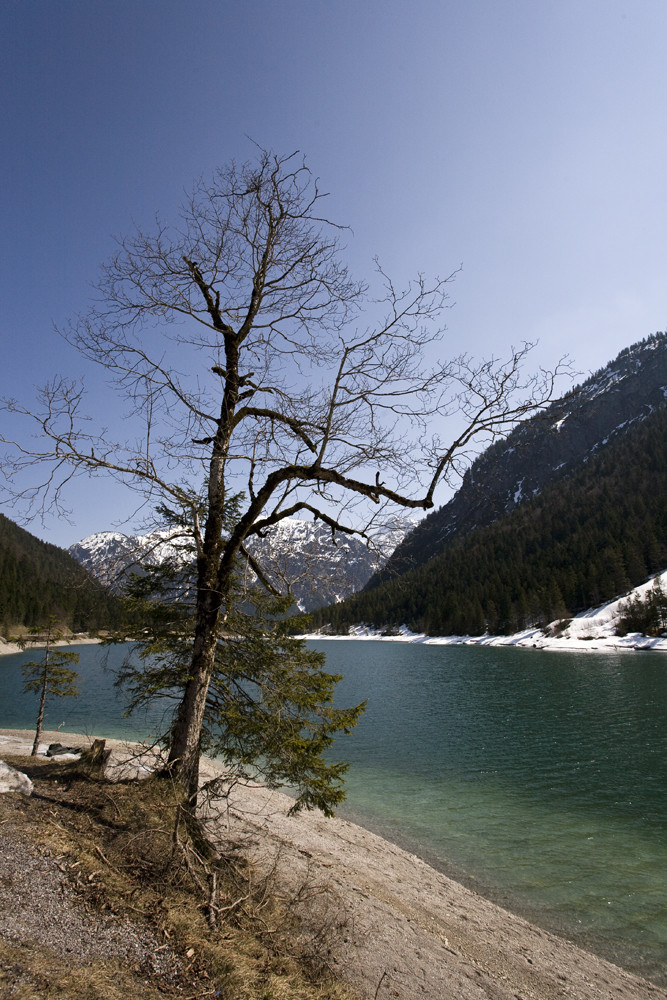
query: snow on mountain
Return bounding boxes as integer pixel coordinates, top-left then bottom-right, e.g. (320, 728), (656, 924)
(69, 517), (403, 612)
(68, 529), (190, 592)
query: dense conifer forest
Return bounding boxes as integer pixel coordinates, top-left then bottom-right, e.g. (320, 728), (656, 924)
(369, 332), (667, 587)
(310, 403), (667, 636)
(0, 513), (121, 634)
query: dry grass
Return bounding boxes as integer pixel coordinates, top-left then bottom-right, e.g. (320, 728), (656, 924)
(0, 938), (166, 1000)
(0, 754), (357, 1000)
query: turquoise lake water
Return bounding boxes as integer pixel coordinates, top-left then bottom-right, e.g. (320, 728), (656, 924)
(1, 640), (665, 983)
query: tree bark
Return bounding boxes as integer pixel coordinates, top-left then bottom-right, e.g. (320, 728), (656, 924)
(167, 585), (223, 799)
(167, 476), (233, 799)
(31, 674), (47, 757)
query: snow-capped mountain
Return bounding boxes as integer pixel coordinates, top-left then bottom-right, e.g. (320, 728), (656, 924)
(69, 517), (403, 612)
(68, 529), (189, 591)
(243, 517), (395, 611)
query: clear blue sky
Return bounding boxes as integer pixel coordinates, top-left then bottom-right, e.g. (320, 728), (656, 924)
(2, 0), (666, 547)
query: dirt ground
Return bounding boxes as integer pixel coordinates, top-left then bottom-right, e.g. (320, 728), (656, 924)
(201, 776), (666, 1000)
(1, 729), (665, 1000)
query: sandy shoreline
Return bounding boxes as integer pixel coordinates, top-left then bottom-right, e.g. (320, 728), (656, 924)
(0, 728), (664, 1000)
(0, 637), (103, 656)
(2, 628), (666, 656)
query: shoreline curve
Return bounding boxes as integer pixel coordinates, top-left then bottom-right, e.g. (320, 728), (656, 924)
(0, 727), (664, 1000)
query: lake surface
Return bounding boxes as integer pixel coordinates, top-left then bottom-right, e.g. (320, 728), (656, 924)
(1, 639), (665, 983)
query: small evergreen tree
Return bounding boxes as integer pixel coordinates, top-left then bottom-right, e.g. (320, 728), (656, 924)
(18, 617), (80, 755)
(111, 506), (365, 815)
(616, 578), (667, 637)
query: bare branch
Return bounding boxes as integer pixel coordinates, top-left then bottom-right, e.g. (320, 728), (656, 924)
(1, 146), (570, 800)
(238, 544), (282, 596)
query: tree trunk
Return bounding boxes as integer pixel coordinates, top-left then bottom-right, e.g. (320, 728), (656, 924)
(167, 341), (238, 802)
(31, 675), (47, 756)
(167, 575), (224, 801)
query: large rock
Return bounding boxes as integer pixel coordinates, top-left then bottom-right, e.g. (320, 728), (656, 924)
(46, 742), (81, 758)
(0, 759), (33, 796)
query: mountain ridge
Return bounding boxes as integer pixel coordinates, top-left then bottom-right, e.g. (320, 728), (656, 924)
(369, 332), (666, 587)
(69, 516), (401, 612)
(0, 512), (121, 633)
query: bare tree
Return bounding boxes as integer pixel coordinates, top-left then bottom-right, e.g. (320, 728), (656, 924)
(2, 149), (567, 799)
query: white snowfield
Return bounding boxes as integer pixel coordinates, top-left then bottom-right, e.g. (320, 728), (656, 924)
(308, 570), (667, 652)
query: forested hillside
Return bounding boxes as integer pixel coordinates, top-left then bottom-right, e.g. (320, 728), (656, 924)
(369, 332), (666, 587)
(0, 513), (121, 633)
(310, 397), (666, 636)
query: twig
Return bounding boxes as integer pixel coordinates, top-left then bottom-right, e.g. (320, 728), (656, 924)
(374, 970), (389, 999)
(210, 889), (251, 915)
(46, 816), (68, 833)
(180, 845), (208, 895)
(101, 789), (122, 818)
(95, 844), (120, 873)
(207, 871), (217, 930)
(172, 815), (209, 896)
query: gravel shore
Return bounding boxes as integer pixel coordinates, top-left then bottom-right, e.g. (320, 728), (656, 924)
(1, 729), (664, 1000)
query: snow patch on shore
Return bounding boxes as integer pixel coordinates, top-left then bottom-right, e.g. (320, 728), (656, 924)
(306, 571), (667, 652)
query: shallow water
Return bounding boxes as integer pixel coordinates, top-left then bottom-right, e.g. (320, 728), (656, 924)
(313, 641), (667, 984)
(1, 640), (665, 982)
(0, 643), (167, 741)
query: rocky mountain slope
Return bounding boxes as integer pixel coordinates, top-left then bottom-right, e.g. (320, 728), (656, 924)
(370, 332), (667, 586)
(69, 517), (397, 612)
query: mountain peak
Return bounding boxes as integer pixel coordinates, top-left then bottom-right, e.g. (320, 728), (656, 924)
(69, 516), (404, 611)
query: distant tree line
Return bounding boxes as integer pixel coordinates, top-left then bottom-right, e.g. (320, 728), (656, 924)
(310, 404), (667, 636)
(0, 513), (122, 634)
